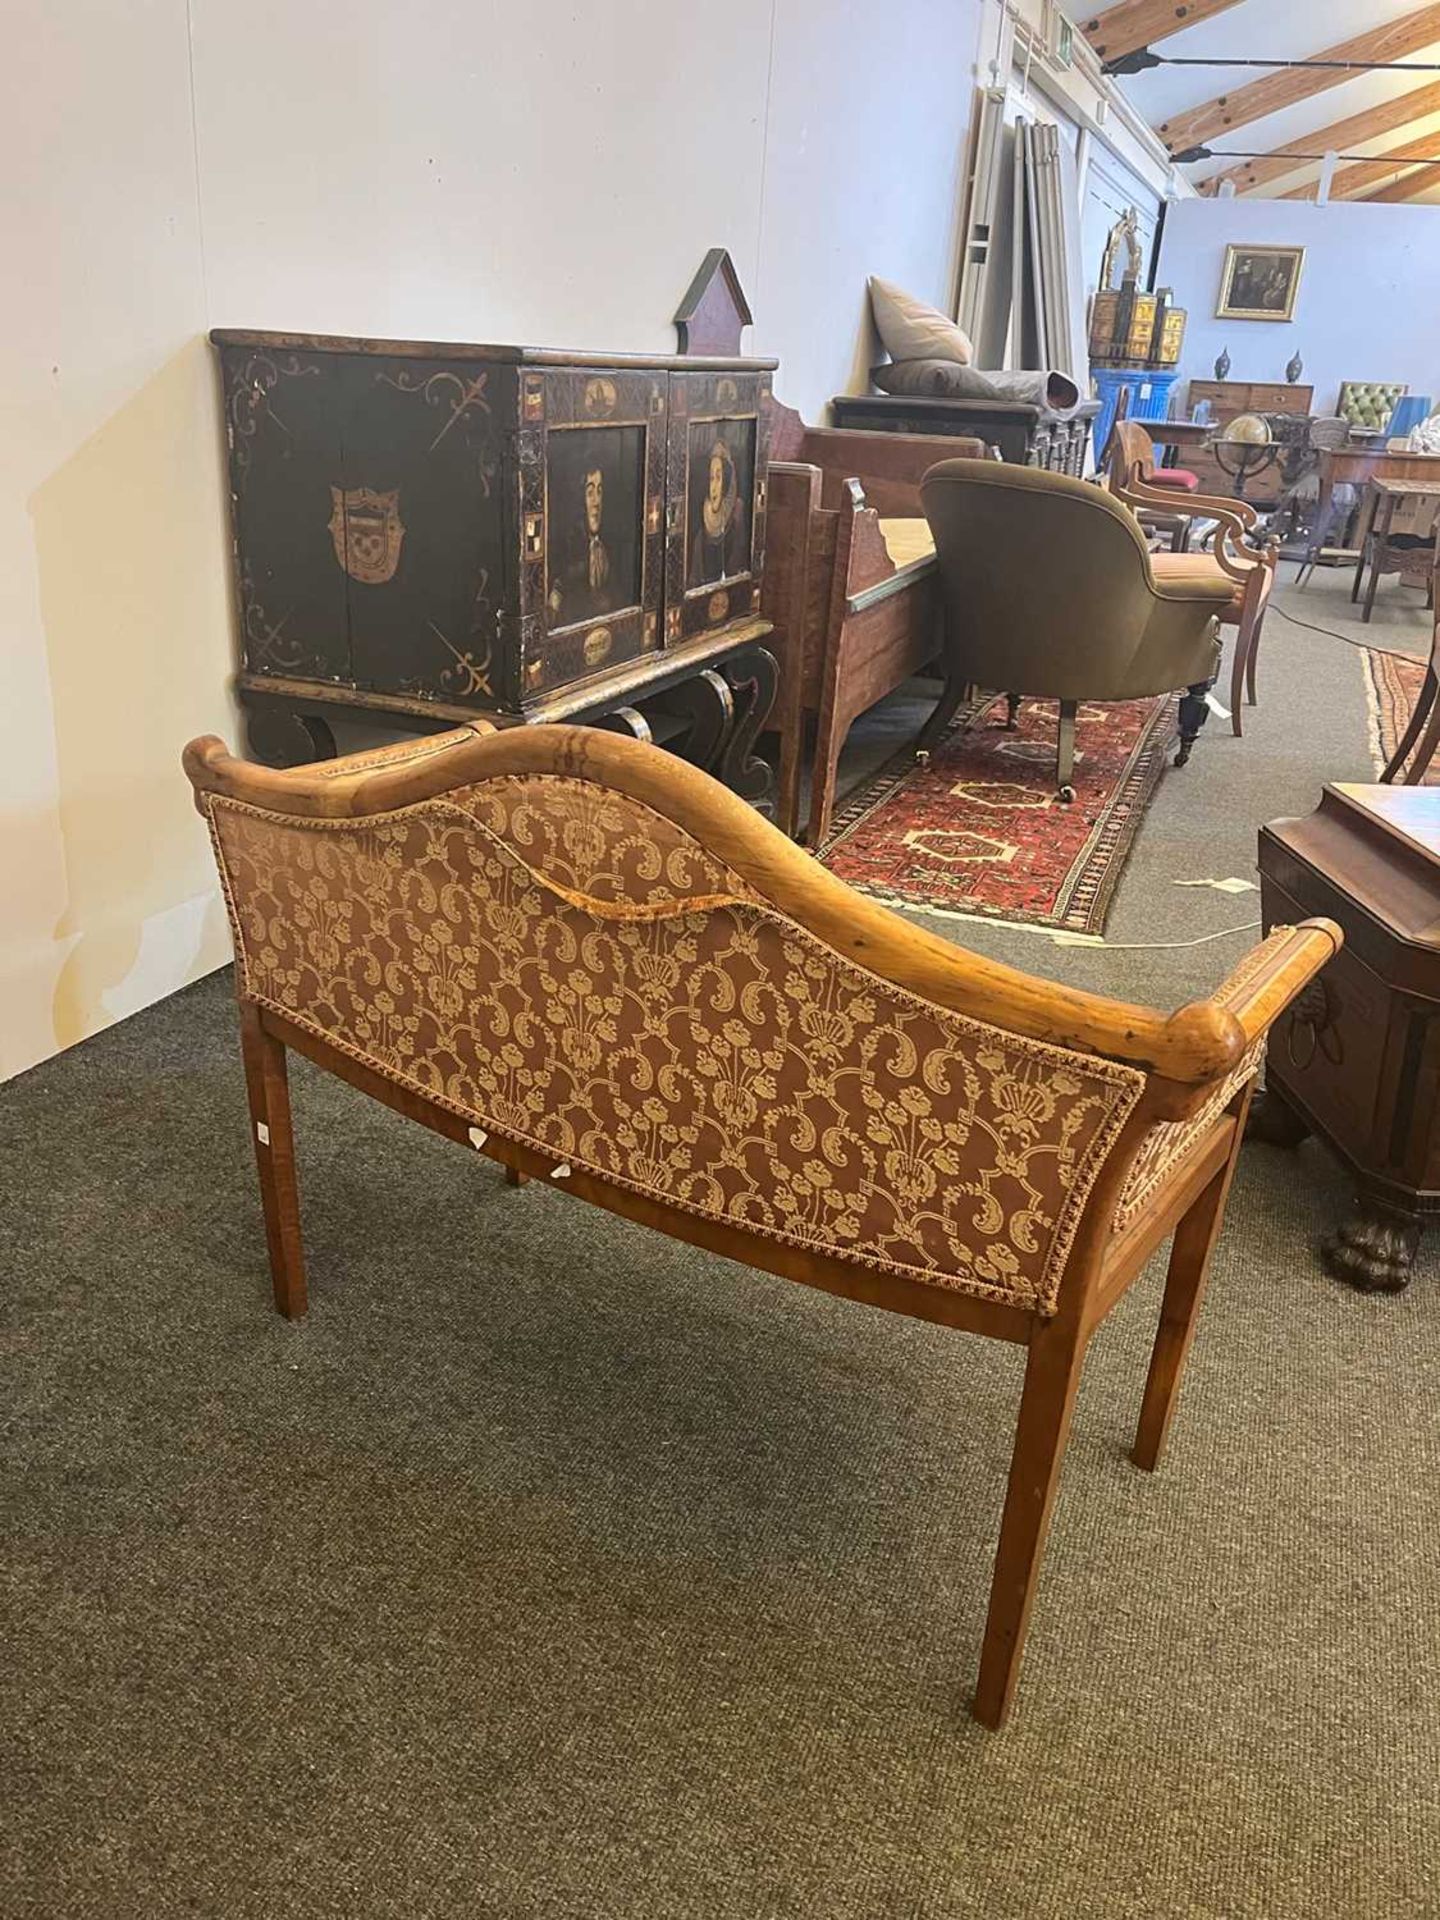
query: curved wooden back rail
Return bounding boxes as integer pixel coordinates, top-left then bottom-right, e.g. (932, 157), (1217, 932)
(186, 722), (1340, 1726)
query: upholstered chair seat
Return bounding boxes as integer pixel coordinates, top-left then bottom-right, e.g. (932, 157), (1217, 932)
(1149, 551), (1247, 616)
(1146, 466), (1200, 492)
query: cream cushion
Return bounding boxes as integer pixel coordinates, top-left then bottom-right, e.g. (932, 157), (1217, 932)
(868, 277), (973, 366)
(877, 518), (936, 570)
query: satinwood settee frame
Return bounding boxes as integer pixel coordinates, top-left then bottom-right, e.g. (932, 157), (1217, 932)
(185, 721), (1339, 1727)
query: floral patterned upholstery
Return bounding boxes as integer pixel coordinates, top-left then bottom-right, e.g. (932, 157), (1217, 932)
(206, 774), (1148, 1315)
(1111, 929), (1286, 1231)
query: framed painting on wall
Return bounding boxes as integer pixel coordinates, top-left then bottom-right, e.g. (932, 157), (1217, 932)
(1216, 244), (1305, 322)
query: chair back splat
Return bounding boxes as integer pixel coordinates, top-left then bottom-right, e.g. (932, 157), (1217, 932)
(185, 721), (1340, 1727)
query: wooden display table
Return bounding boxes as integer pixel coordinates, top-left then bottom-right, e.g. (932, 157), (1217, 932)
(1298, 447), (1440, 583)
(1253, 783), (1440, 1290)
(1351, 477), (1440, 621)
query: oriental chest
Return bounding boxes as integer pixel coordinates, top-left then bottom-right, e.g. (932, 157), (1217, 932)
(212, 331), (775, 756)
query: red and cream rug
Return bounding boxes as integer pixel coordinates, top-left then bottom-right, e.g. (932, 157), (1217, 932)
(1362, 646), (1438, 784)
(819, 691), (1177, 936)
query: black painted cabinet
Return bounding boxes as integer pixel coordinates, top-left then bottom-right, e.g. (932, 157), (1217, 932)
(214, 331), (773, 731)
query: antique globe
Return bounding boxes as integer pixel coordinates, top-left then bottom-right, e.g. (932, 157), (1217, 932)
(1214, 411), (1277, 499)
(1222, 412), (1272, 447)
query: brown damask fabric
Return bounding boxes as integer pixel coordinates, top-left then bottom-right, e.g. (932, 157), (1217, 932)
(1111, 928), (1290, 1232)
(208, 774), (1146, 1314)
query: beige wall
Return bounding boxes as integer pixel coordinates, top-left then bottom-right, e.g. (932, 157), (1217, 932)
(3, 0), (985, 1081)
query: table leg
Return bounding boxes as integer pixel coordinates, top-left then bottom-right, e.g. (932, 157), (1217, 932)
(1297, 473), (1333, 587)
(1363, 493), (1395, 624)
(1350, 496), (1371, 602)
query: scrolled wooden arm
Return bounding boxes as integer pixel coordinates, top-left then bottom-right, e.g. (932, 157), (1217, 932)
(1205, 919), (1342, 1049)
(1118, 478), (1274, 587)
(1187, 487), (1260, 531)
(1121, 476), (1262, 555)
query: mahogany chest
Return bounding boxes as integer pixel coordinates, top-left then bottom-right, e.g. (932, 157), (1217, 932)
(212, 331), (775, 745)
(1256, 782), (1440, 1290)
(1184, 378), (1314, 503)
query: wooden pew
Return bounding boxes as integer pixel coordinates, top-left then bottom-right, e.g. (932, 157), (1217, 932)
(761, 398), (989, 844)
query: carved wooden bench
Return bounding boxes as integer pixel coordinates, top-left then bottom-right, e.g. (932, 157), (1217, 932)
(184, 722), (1340, 1726)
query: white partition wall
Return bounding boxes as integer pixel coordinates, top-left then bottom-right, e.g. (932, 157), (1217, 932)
(2, 0), (989, 1079)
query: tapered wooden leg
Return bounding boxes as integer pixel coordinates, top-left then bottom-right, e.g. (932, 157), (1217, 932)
(1228, 616), (1249, 738)
(972, 1321), (1086, 1730)
(238, 1000), (308, 1319)
(1245, 605), (1265, 707)
(1362, 554), (1382, 624)
(504, 1165), (528, 1187)
(1132, 1115), (1248, 1472)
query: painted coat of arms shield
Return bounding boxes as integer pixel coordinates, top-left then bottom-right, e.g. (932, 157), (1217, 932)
(328, 486), (405, 584)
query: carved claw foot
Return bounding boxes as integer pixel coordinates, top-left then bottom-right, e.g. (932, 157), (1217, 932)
(1245, 1088), (1311, 1149)
(1322, 1204), (1421, 1294)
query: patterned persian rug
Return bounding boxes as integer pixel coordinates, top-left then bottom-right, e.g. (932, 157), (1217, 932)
(819, 690), (1176, 936)
(1362, 645), (1437, 783)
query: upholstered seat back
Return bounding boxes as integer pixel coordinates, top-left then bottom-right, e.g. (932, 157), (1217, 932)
(204, 768), (1145, 1315)
(920, 458), (1225, 702)
(1109, 417), (1163, 486)
(1336, 381), (1406, 431)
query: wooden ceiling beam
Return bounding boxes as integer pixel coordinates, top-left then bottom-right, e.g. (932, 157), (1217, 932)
(1281, 133), (1440, 201)
(1080, 0), (1244, 65)
(1158, 3), (1440, 156)
(1364, 167), (1440, 202)
(1202, 76), (1440, 195)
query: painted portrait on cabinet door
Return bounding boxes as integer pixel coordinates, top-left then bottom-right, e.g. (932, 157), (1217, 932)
(546, 425), (644, 629)
(686, 419), (754, 588)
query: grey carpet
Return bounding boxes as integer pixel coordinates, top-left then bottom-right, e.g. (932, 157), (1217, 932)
(4, 567), (1438, 1918)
